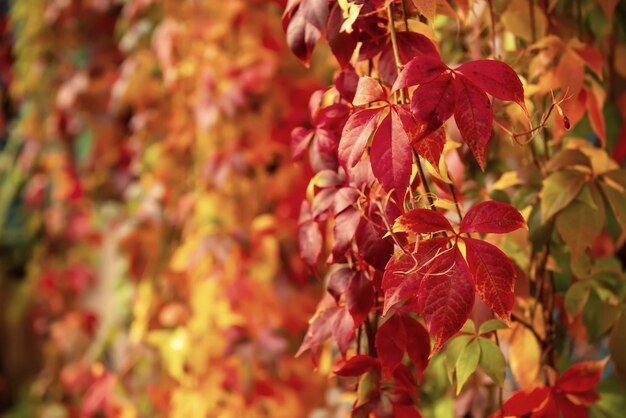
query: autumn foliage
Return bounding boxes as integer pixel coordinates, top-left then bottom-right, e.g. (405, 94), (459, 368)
(1, 0), (626, 418)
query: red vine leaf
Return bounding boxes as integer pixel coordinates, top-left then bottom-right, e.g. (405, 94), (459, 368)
(339, 108), (383, 168)
(459, 200), (527, 234)
(417, 244), (475, 352)
(375, 313), (430, 379)
(353, 76), (387, 106)
(283, 5), (321, 66)
(298, 201), (322, 266)
(392, 55), (448, 92)
(410, 71), (457, 139)
(463, 237), (516, 321)
(456, 60), (526, 110)
(395, 208), (453, 234)
(346, 272), (374, 326)
(370, 110), (412, 196)
(296, 304), (355, 358)
(382, 237), (450, 315)
(453, 74), (493, 170)
(334, 355), (380, 377)
(414, 127), (446, 169)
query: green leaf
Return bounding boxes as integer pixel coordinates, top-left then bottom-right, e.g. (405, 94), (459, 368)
(564, 280), (591, 317)
(599, 174), (626, 230)
(478, 337), (505, 385)
(478, 319), (508, 335)
(583, 291), (620, 341)
(455, 339), (480, 394)
(609, 308), (626, 381)
(445, 335), (472, 378)
(556, 200), (603, 260)
(545, 148), (591, 172)
(355, 369), (380, 408)
(540, 169), (587, 222)
(461, 319), (476, 334)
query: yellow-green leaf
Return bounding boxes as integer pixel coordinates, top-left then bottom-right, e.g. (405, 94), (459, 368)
(455, 339), (480, 394)
(540, 169), (586, 222)
(478, 337), (506, 385)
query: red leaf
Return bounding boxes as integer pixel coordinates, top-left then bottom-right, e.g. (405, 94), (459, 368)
(379, 31), (441, 85)
(396, 208), (453, 234)
(459, 200), (527, 234)
(382, 254), (421, 316)
(299, 0), (329, 34)
(401, 314), (431, 381)
(327, 4), (358, 68)
(417, 244), (475, 351)
(456, 60), (525, 108)
(463, 237), (515, 321)
(414, 127), (446, 169)
(370, 110), (413, 196)
(375, 314), (406, 374)
(382, 237), (451, 315)
(355, 214), (394, 270)
(284, 6), (321, 66)
(339, 108), (382, 168)
(332, 206), (360, 260)
(298, 202), (322, 266)
(327, 267), (353, 302)
(353, 76), (387, 106)
(334, 65), (359, 102)
(410, 72), (457, 138)
(374, 313), (430, 379)
(346, 273), (374, 326)
(334, 355), (380, 377)
(291, 127), (314, 161)
(499, 387), (551, 418)
(393, 402), (423, 418)
(392, 55), (448, 92)
(453, 75), (493, 170)
(557, 360), (606, 394)
(555, 393), (589, 418)
(391, 363), (418, 396)
(296, 305), (343, 357)
(334, 307), (356, 355)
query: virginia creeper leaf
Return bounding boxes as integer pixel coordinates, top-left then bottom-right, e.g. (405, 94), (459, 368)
(353, 76), (386, 106)
(460, 200), (527, 234)
(455, 339), (480, 394)
(453, 74), (493, 170)
(456, 60), (525, 109)
(339, 108), (383, 168)
(375, 314), (406, 375)
(395, 208), (453, 234)
(499, 387), (551, 417)
(417, 244), (475, 352)
(478, 337), (505, 385)
(298, 202), (322, 266)
(463, 237), (516, 321)
(557, 360), (607, 394)
(327, 3), (358, 67)
(370, 110), (412, 196)
(382, 237), (451, 315)
(478, 319), (508, 335)
(540, 169), (587, 222)
(346, 273), (374, 326)
(334, 355), (380, 377)
(355, 214), (394, 270)
(392, 55), (447, 92)
(556, 200), (603, 260)
(414, 127), (446, 169)
(299, 0), (329, 34)
(284, 6), (321, 66)
(410, 72), (457, 138)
